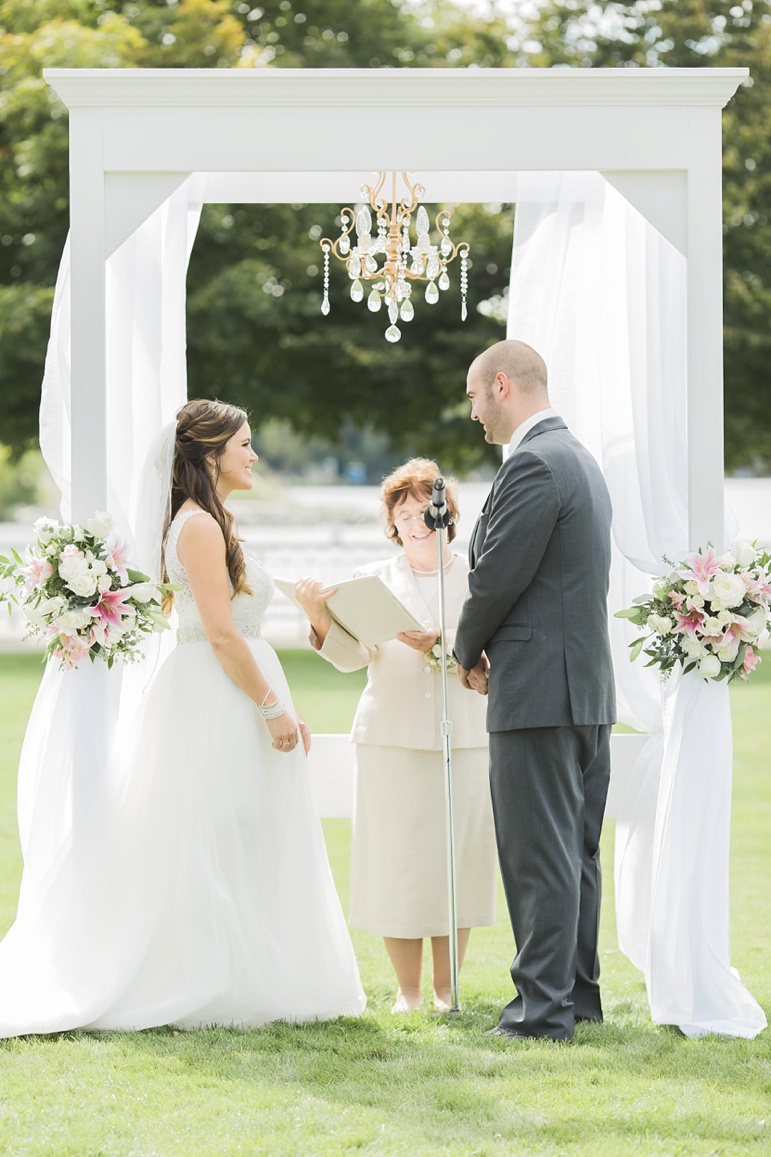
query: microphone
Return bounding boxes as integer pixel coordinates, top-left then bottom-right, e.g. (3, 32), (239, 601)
(424, 477), (452, 530)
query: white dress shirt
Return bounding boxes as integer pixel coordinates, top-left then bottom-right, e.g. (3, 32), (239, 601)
(507, 406), (560, 455)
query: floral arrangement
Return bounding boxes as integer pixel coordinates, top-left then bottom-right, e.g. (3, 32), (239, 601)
(0, 512), (175, 670)
(424, 639), (457, 672)
(615, 542), (771, 683)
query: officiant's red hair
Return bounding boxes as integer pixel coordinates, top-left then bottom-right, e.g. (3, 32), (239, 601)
(382, 458), (459, 548)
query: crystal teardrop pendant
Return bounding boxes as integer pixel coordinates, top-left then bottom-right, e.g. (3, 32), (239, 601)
(321, 297), (330, 316)
(350, 279), (364, 303)
(438, 271), (450, 291)
(400, 299), (414, 322)
(425, 281), (439, 305)
(426, 253), (440, 280)
(388, 301), (399, 325)
(385, 324), (401, 343)
(416, 206), (430, 236)
(348, 254), (361, 278)
(440, 236), (452, 257)
(367, 289), (381, 312)
(339, 235), (350, 255)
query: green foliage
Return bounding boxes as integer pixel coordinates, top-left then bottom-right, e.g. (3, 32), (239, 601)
(0, 446), (43, 517)
(529, 0), (771, 472)
(0, 0), (514, 470)
(2, 0), (767, 473)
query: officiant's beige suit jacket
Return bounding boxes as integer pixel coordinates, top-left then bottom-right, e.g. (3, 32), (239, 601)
(316, 554), (488, 751)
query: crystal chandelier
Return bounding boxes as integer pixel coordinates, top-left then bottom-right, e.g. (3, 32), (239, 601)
(319, 171), (470, 343)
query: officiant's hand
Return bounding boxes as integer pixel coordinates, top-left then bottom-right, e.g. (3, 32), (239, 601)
(295, 577), (338, 647)
(397, 628), (440, 653)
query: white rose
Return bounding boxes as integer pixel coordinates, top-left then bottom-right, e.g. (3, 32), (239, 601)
(67, 573), (98, 598)
(647, 614), (673, 636)
(702, 616), (724, 637)
(716, 638), (740, 663)
(732, 541), (757, 568)
(717, 610), (733, 624)
(698, 654), (722, 679)
(710, 571), (747, 609)
(97, 575), (112, 594)
(32, 517), (59, 544)
(91, 559), (108, 577)
(59, 608), (94, 630)
(718, 552), (736, 569)
(684, 581), (700, 597)
(130, 582), (160, 604)
(58, 555), (89, 583)
(682, 637), (708, 660)
(746, 606), (768, 635)
(87, 511), (114, 537)
(688, 595), (705, 610)
(46, 542), (59, 556)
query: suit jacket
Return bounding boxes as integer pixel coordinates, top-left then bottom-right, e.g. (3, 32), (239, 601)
(454, 416), (616, 732)
(316, 554), (489, 750)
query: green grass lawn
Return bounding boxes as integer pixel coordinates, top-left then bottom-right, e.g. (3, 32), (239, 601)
(0, 651), (769, 1156)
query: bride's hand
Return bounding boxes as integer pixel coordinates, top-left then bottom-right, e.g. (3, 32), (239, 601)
(266, 711), (300, 753)
(297, 712), (311, 755)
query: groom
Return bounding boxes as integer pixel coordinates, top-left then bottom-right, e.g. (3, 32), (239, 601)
(454, 339), (616, 1042)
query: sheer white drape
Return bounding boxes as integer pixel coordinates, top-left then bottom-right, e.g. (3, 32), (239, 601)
(20, 176), (204, 891)
(507, 172), (766, 1038)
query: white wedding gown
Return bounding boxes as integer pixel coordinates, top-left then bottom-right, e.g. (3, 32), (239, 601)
(0, 510), (365, 1037)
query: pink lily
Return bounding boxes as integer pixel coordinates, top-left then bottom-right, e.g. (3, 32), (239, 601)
(673, 606), (706, 639)
(678, 546), (723, 597)
(714, 615), (755, 662)
(742, 570), (771, 604)
(90, 587), (133, 628)
(105, 538), (130, 585)
(668, 589), (685, 611)
(22, 555), (54, 592)
(743, 645), (761, 674)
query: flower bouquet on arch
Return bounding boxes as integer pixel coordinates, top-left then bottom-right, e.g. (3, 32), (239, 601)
(615, 542), (771, 683)
(0, 511), (178, 670)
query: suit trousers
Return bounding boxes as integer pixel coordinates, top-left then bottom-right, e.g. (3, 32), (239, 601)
(488, 724), (612, 1040)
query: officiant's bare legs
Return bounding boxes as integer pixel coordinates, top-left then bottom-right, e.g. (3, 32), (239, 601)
(385, 929), (471, 1011)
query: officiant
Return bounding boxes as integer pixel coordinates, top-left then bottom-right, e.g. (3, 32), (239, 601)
(295, 458), (496, 1013)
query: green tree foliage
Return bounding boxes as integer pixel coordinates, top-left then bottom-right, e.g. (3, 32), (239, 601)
(0, 0), (515, 472)
(528, 0), (771, 472)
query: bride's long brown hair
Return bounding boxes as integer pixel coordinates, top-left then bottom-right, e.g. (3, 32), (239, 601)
(164, 399), (252, 609)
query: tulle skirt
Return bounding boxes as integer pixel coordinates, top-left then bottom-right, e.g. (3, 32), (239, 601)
(0, 638), (365, 1037)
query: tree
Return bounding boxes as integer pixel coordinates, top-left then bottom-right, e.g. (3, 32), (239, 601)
(527, 0), (771, 472)
(0, 0), (517, 472)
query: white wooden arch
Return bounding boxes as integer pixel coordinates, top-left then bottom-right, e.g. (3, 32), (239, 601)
(44, 66), (746, 542)
(38, 66), (770, 1040)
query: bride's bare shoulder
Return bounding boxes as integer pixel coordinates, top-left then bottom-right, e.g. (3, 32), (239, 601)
(175, 508), (225, 565)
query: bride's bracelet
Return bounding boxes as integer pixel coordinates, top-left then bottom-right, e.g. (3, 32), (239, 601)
(258, 686), (286, 719)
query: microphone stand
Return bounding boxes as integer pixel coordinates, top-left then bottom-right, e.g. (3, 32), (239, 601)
(423, 479), (460, 1014)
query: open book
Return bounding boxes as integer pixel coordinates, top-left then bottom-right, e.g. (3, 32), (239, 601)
(274, 575), (425, 647)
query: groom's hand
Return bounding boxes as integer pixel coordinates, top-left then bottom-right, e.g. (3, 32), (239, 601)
(457, 656), (489, 695)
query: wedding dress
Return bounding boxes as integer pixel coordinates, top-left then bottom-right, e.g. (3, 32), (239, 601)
(0, 509), (365, 1037)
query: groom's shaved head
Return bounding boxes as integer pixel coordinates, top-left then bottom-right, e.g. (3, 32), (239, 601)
(471, 340), (548, 398)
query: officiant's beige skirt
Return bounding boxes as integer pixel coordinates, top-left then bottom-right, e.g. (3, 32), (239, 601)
(349, 744), (497, 938)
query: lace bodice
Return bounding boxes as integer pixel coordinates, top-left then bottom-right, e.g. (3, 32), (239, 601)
(164, 509), (274, 645)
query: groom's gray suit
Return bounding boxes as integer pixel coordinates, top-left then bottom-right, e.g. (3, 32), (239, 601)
(454, 415), (616, 1040)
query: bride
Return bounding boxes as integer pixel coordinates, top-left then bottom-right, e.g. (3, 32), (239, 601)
(0, 399), (365, 1037)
